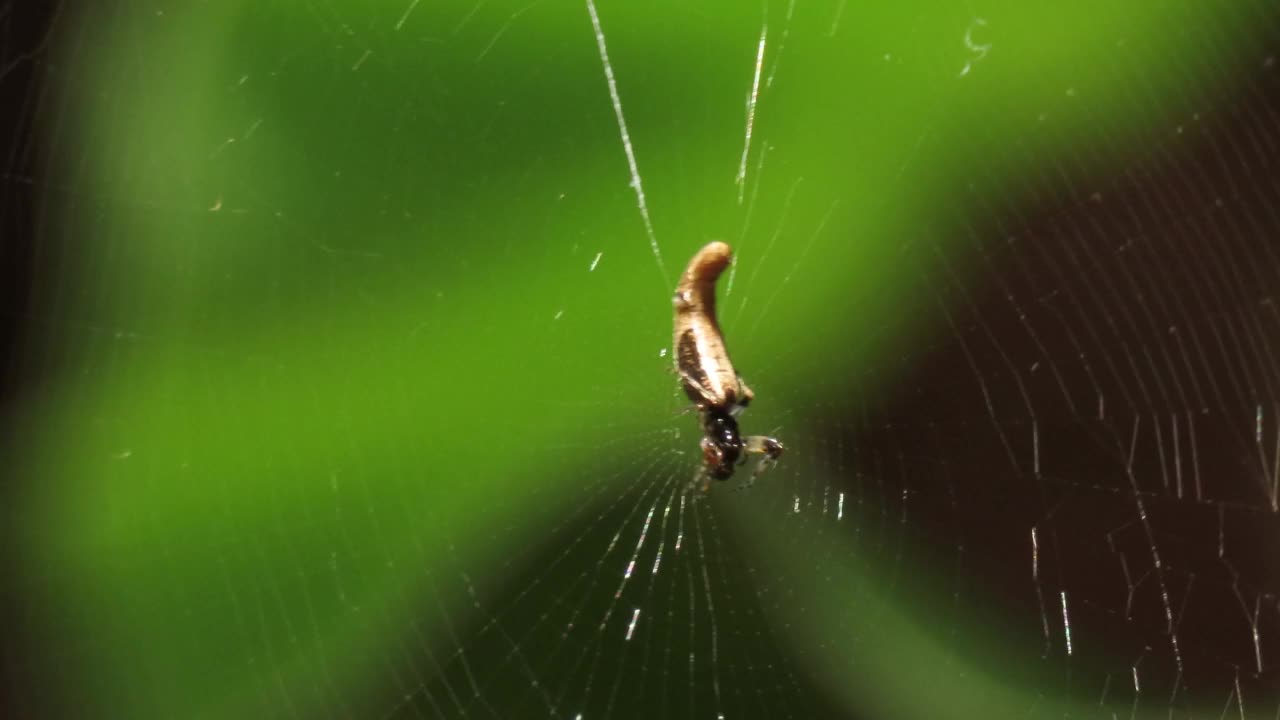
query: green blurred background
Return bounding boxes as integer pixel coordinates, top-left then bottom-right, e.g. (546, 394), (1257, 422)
(5, 1), (1276, 718)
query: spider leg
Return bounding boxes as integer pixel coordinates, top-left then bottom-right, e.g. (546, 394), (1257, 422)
(672, 403), (699, 418)
(734, 435), (784, 490)
(686, 465), (712, 497)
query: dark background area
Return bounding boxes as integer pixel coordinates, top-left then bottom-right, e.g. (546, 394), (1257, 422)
(1, 4), (60, 718)
(0, 3), (57, 405)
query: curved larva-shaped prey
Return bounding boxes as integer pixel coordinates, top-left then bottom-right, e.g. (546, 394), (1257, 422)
(671, 242), (783, 486)
(671, 241), (754, 411)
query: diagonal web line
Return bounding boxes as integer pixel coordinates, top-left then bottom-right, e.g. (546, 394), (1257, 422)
(585, 0), (669, 286)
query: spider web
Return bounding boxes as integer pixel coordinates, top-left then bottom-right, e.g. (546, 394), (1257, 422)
(3, 1), (1280, 719)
